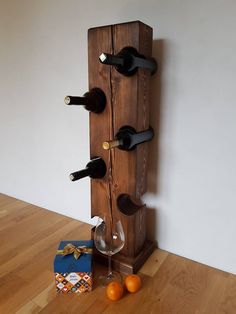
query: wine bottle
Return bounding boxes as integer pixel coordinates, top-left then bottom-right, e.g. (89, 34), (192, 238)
(64, 88), (106, 113)
(99, 47), (157, 76)
(102, 126), (154, 151)
(117, 194), (145, 215)
(69, 157), (106, 181)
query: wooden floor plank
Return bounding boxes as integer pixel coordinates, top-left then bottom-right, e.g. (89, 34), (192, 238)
(15, 300), (42, 314)
(0, 204), (41, 231)
(0, 220), (80, 277)
(32, 283), (55, 308)
(139, 248), (168, 277)
(0, 194), (235, 314)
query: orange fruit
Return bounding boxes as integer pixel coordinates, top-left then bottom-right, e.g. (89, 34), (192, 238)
(124, 274), (142, 293)
(106, 281), (123, 301)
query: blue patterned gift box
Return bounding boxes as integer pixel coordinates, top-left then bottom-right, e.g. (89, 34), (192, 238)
(54, 240), (93, 293)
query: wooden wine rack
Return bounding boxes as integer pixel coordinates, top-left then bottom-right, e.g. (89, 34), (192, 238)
(88, 21), (156, 274)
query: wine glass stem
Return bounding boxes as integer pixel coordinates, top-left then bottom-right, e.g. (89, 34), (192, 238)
(107, 254), (112, 278)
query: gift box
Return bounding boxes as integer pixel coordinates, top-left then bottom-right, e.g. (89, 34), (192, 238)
(54, 240), (93, 293)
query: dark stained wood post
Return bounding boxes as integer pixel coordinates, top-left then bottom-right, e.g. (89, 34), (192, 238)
(88, 21), (156, 274)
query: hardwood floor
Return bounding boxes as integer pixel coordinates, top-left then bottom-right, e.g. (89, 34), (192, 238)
(0, 193), (235, 313)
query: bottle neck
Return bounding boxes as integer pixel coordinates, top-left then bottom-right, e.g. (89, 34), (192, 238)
(102, 127), (154, 151)
(64, 96), (86, 106)
(102, 126), (134, 151)
(99, 47), (157, 76)
(99, 53), (124, 67)
(102, 139), (121, 150)
(65, 88), (106, 113)
(70, 167), (91, 181)
(69, 157), (106, 181)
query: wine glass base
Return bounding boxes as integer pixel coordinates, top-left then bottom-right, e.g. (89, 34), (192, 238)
(96, 271), (122, 287)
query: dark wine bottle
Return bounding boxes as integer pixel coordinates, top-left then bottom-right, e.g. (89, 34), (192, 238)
(64, 88), (106, 113)
(99, 47), (157, 76)
(117, 194), (145, 215)
(102, 126), (154, 151)
(69, 157), (106, 181)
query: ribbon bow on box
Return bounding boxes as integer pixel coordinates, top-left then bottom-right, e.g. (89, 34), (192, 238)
(57, 243), (92, 260)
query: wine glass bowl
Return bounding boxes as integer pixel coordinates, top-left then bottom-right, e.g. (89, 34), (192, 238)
(94, 218), (124, 255)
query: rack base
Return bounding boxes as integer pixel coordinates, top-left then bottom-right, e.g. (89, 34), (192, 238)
(93, 239), (156, 274)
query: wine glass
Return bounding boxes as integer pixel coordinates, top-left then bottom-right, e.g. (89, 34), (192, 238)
(94, 216), (125, 285)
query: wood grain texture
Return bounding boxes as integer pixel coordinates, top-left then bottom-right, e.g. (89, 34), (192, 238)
(88, 21), (155, 269)
(88, 25), (112, 220)
(0, 194), (236, 314)
(110, 21), (152, 258)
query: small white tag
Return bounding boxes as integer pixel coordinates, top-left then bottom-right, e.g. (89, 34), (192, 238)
(65, 272), (81, 285)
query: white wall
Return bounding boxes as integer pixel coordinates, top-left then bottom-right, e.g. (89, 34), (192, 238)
(0, 0), (236, 274)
